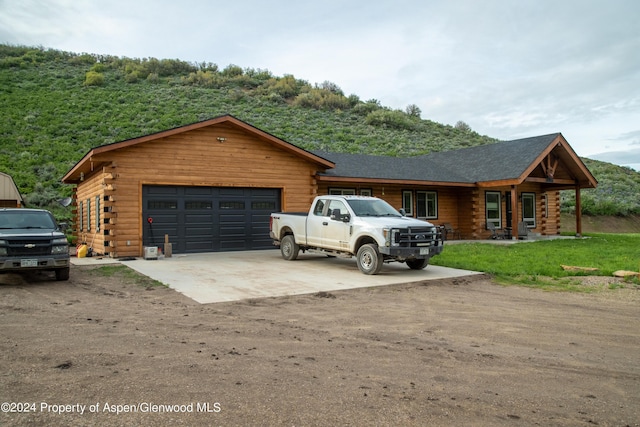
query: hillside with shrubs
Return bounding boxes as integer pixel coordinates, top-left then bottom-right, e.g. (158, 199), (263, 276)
(1, 44), (639, 221)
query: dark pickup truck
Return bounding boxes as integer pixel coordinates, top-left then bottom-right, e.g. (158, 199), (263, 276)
(0, 208), (70, 281)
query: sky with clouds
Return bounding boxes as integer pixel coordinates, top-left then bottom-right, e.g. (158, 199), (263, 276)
(1, 0), (639, 169)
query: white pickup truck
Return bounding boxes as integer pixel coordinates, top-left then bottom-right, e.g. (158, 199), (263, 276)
(269, 195), (443, 274)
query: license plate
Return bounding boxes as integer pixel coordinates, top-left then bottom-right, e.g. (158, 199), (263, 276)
(420, 248), (430, 255)
(21, 259), (38, 267)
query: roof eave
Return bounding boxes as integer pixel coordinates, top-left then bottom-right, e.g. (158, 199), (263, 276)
(316, 175), (475, 187)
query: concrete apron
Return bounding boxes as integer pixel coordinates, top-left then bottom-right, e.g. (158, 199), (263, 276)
(73, 249), (482, 304)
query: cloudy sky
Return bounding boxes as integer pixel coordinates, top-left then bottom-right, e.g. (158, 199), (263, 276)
(2, 0), (639, 169)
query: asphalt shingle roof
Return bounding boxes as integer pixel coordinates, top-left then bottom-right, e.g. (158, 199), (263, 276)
(315, 133), (561, 184)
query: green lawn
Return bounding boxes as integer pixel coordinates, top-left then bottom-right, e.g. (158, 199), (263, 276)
(431, 233), (640, 291)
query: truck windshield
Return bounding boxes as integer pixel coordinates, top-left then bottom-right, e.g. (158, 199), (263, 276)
(0, 211), (56, 229)
(346, 199), (402, 217)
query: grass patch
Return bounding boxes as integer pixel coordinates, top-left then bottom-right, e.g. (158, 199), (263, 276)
(432, 233), (640, 291)
(90, 265), (166, 288)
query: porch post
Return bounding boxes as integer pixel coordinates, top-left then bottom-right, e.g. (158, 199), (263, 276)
(510, 185), (518, 240)
(575, 185), (582, 237)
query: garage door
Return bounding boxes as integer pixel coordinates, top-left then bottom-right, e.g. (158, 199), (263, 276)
(142, 186), (280, 253)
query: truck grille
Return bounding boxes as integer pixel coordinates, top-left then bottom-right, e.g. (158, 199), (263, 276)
(7, 239), (52, 256)
(396, 227), (441, 247)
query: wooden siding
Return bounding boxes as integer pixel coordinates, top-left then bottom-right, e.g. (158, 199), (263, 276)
(74, 167), (110, 253)
(73, 123), (320, 257)
(318, 181), (560, 240)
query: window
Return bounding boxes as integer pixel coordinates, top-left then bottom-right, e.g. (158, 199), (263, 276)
(522, 193), (536, 227)
(327, 200), (349, 219)
(313, 199), (326, 216)
(78, 201), (83, 231)
(252, 201), (276, 210)
(359, 189), (372, 196)
(148, 200), (177, 209)
(185, 201), (213, 210)
(416, 191), (437, 219)
(219, 201), (245, 210)
(86, 198), (91, 231)
(485, 191), (501, 228)
(329, 188), (356, 195)
(95, 196), (100, 231)
(402, 191), (413, 216)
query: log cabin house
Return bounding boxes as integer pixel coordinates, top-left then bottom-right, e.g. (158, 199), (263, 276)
(61, 114), (597, 258)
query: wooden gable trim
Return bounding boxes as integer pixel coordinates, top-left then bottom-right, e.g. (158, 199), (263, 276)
(520, 134), (597, 188)
(539, 152), (559, 180)
(62, 115), (334, 183)
(477, 134), (597, 189)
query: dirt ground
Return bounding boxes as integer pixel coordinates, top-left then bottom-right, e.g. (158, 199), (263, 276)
(1, 266), (639, 427)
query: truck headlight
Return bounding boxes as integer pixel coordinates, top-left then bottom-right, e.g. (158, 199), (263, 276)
(52, 245), (68, 255)
(383, 228), (400, 247)
(51, 238), (69, 255)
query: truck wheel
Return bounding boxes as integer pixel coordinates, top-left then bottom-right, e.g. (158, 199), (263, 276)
(55, 267), (70, 281)
(406, 258), (428, 270)
(356, 243), (383, 275)
(280, 235), (299, 261)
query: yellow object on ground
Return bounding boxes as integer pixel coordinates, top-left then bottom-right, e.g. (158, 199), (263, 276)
(77, 244), (88, 258)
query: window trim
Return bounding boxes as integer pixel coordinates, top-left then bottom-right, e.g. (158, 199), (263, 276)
(416, 190), (438, 219)
(95, 195), (100, 232)
(86, 198), (91, 232)
(522, 192), (536, 228)
(485, 191), (501, 228)
(402, 190), (413, 216)
(328, 188), (356, 195)
(78, 201), (83, 232)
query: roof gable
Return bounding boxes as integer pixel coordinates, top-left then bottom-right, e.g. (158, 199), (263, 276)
(62, 114), (334, 183)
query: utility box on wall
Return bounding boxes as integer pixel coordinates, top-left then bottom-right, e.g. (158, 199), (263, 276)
(143, 246), (158, 260)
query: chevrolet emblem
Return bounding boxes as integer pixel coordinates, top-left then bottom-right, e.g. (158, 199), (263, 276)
(25, 244), (36, 248)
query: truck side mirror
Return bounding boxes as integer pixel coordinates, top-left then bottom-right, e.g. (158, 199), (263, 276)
(399, 208), (406, 217)
(331, 209), (350, 222)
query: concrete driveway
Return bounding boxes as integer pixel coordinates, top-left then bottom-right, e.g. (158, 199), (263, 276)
(73, 249), (482, 304)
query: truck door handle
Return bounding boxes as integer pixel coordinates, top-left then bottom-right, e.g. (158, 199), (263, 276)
(322, 222), (328, 226)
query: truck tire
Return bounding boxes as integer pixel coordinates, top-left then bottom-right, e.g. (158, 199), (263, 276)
(280, 235), (299, 261)
(406, 258), (428, 270)
(356, 243), (383, 275)
(55, 267), (70, 281)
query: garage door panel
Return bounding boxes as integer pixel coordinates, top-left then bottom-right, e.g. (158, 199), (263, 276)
(143, 186), (279, 254)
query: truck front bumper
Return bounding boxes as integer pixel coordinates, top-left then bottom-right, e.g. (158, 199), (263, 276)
(0, 256), (70, 273)
(379, 244), (443, 258)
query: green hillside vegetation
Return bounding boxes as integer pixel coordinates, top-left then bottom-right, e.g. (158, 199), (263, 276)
(1, 45), (639, 221)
